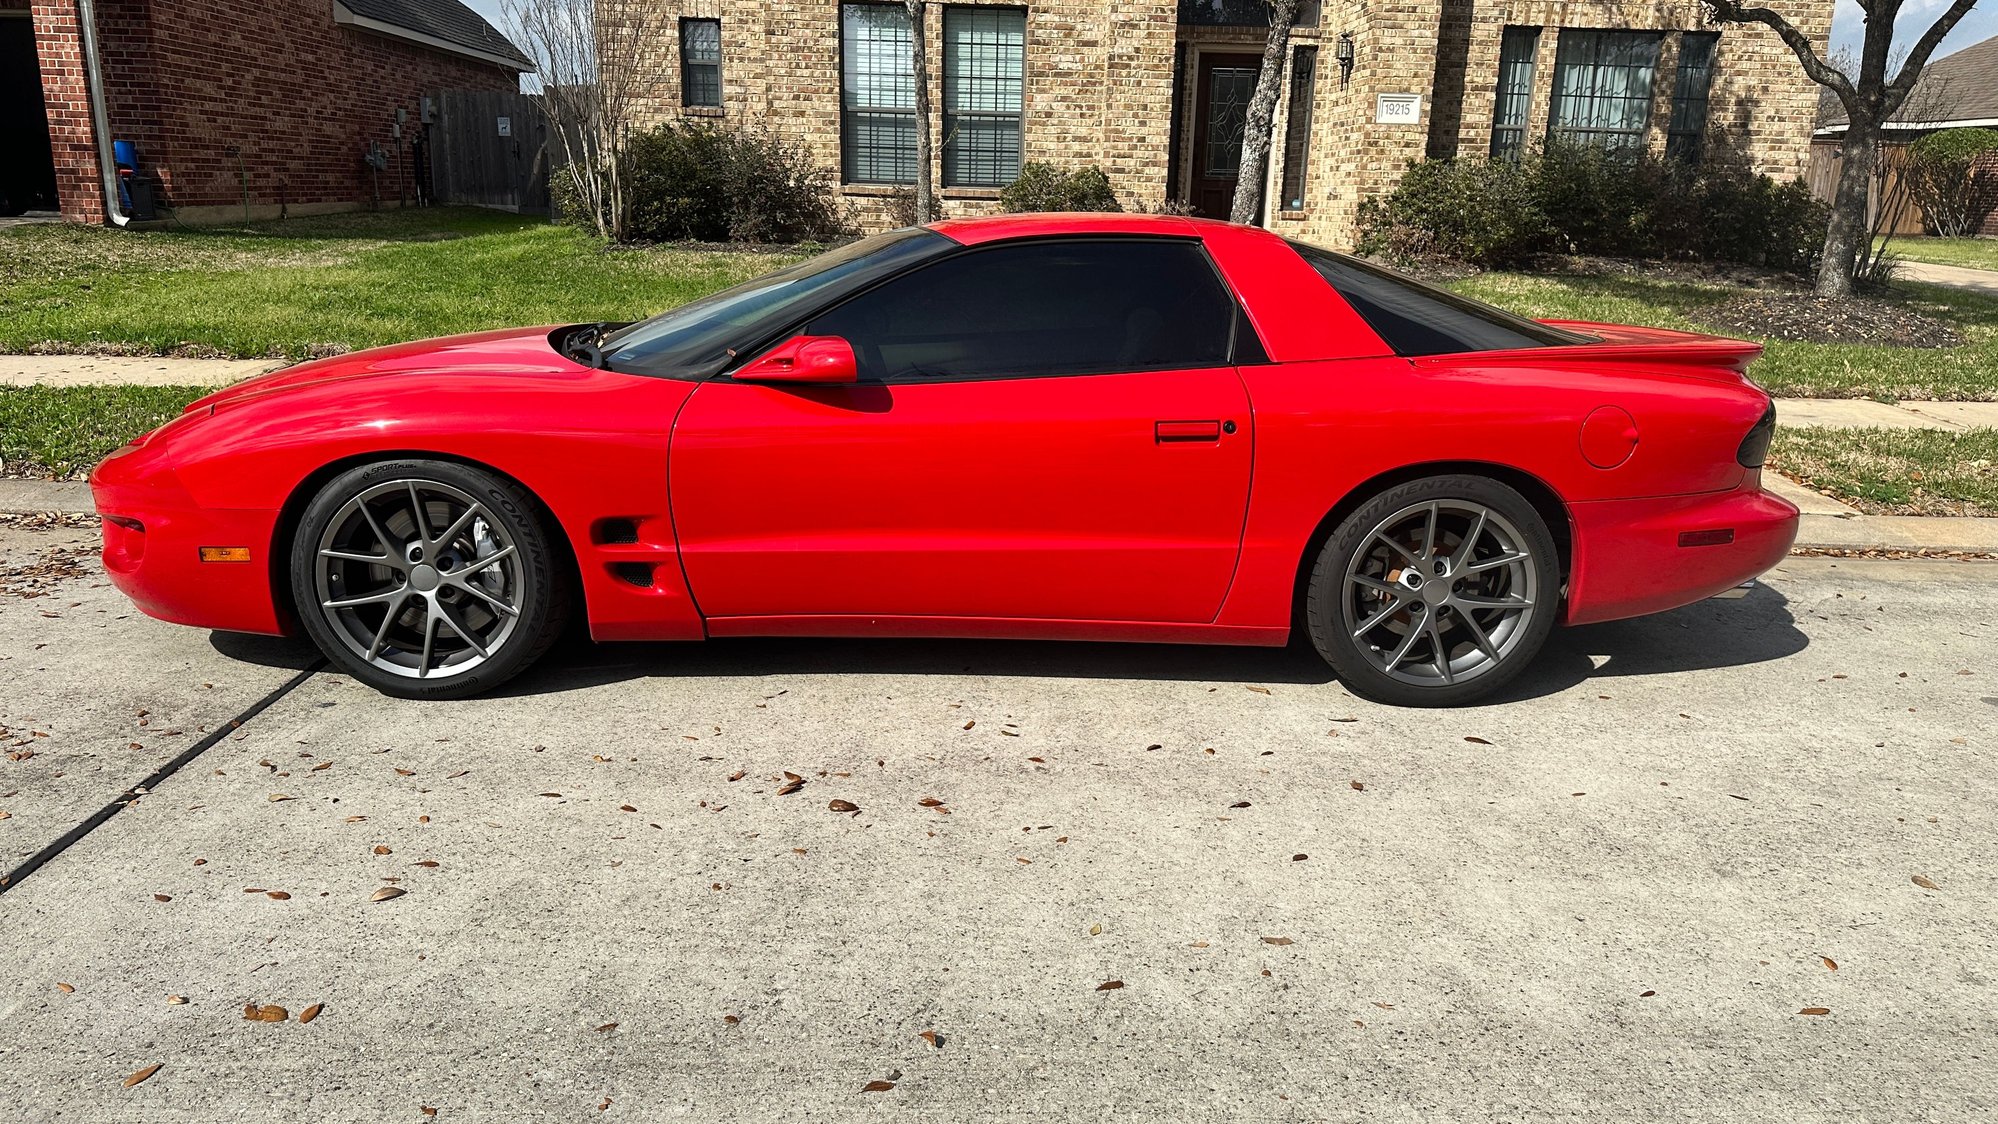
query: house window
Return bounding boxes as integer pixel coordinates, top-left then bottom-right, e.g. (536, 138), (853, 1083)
(1279, 46), (1317, 210)
(943, 6), (1025, 187)
(1489, 26), (1539, 160)
(1666, 32), (1718, 163)
(1547, 29), (1663, 153)
(680, 19), (722, 108)
(841, 3), (917, 183)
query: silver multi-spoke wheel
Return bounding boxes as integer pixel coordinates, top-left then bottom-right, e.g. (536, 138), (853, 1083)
(1308, 475), (1558, 706)
(1342, 499), (1538, 687)
(312, 479), (524, 680)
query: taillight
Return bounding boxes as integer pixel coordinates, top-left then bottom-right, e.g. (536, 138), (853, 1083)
(1736, 401), (1775, 467)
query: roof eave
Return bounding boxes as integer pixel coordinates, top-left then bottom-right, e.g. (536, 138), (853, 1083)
(332, 0), (533, 73)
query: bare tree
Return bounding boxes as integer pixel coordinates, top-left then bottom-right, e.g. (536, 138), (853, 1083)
(905, 0), (938, 224)
(504, 0), (669, 241)
(1704, 0), (1981, 296)
(1229, 0), (1303, 226)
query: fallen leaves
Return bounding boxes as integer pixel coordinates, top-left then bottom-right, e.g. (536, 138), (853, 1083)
(593, 1022), (618, 1033)
(1464, 737), (1492, 746)
(152, 893), (171, 902)
(861, 1080), (896, 1092)
(265, 891), (291, 901)
(56, 982), (74, 994)
(1260, 936), (1295, 946)
(827, 799), (860, 814)
(242, 1004), (288, 1023)
(370, 887), (406, 902)
(373, 845), (393, 855)
(1095, 980), (1124, 991)
(1350, 781), (1365, 791)
(1912, 874), (1940, 890)
(1822, 956), (1839, 972)
(299, 1003), (323, 1024)
(267, 794), (294, 803)
(1291, 854), (1308, 862)
(123, 1063), (162, 1088)
(917, 1029), (943, 1048)
(1799, 1007), (1831, 1016)
(1246, 686), (1272, 695)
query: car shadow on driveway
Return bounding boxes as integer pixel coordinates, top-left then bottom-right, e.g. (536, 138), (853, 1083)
(439, 584), (1809, 704)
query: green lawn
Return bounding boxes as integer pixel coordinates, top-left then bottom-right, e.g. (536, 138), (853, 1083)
(1771, 426), (1998, 517)
(1448, 272), (1998, 401)
(1877, 236), (1998, 272)
(0, 385), (209, 478)
(0, 208), (801, 360)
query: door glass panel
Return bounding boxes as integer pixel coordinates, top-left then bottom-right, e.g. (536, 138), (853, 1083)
(803, 240), (1237, 380)
(1204, 67), (1258, 176)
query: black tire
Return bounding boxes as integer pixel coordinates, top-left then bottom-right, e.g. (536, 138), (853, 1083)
(1305, 474), (1560, 707)
(289, 459), (572, 700)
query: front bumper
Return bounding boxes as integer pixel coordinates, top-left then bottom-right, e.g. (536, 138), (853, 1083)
(91, 447), (287, 636)
(1564, 475), (1799, 626)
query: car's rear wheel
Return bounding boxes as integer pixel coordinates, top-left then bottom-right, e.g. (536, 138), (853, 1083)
(1306, 474), (1559, 707)
(289, 460), (570, 699)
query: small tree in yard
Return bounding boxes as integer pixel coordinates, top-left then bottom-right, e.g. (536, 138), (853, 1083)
(1907, 127), (1998, 237)
(504, 0), (670, 241)
(1704, 0), (1981, 295)
(1230, 0), (1304, 225)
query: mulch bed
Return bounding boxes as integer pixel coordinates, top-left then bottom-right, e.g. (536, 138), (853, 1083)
(1692, 292), (1964, 348)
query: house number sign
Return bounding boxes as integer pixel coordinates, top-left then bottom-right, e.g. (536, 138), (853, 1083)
(1376, 94), (1421, 125)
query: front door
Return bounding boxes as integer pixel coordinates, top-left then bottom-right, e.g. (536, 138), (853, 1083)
(1190, 52), (1261, 220)
(668, 238), (1255, 626)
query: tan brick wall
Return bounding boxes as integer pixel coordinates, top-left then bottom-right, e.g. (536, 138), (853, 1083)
(623, 1), (1832, 247)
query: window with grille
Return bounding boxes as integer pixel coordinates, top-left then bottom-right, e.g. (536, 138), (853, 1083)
(943, 7), (1025, 187)
(1489, 26), (1539, 160)
(1279, 46), (1317, 210)
(680, 19), (722, 108)
(1666, 32), (1718, 163)
(841, 3), (917, 183)
(1547, 29), (1662, 153)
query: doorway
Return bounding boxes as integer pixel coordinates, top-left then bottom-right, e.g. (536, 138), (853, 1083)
(1188, 51), (1261, 220)
(1, 12), (58, 216)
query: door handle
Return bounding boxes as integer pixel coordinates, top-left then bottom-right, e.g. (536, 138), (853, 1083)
(1155, 420), (1223, 443)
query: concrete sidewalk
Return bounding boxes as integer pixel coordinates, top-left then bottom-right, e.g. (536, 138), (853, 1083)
(0, 354), (283, 387)
(1897, 258), (1998, 296)
(1775, 397), (1998, 430)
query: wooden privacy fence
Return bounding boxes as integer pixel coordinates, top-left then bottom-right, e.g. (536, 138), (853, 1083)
(1805, 140), (1924, 236)
(426, 89), (550, 214)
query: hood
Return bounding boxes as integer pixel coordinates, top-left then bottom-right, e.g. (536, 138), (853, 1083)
(186, 326), (587, 414)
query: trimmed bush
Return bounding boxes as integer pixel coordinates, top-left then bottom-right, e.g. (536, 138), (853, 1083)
(1906, 127), (1998, 237)
(999, 164), (1122, 213)
(566, 122), (852, 244)
(1358, 145), (1825, 272)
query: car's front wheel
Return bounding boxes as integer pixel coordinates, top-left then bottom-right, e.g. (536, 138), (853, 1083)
(289, 459), (571, 699)
(1305, 474), (1559, 707)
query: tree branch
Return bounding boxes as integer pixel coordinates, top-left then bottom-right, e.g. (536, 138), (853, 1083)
(1703, 2), (1853, 105)
(1888, 0), (1980, 100)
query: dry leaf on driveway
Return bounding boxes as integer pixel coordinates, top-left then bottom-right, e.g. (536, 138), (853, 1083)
(123, 1063), (162, 1088)
(370, 887), (406, 902)
(299, 1003), (323, 1024)
(828, 799), (860, 814)
(1912, 875), (1940, 890)
(1799, 1007), (1831, 1015)
(1096, 980), (1124, 991)
(861, 1080), (896, 1092)
(917, 1029), (943, 1048)
(1261, 936), (1294, 946)
(1822, 956), (1838, 971)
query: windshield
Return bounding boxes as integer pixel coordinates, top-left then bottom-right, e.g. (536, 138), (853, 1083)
(1287, 240), (1594, 356)
(601, 228), (954, 377)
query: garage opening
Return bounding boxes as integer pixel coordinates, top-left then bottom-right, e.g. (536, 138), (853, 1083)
(1, 9), (60, 217)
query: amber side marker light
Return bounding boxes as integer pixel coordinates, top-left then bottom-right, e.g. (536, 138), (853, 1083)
(198, 547), (253, 563)
(1678, 529), (1735, 548)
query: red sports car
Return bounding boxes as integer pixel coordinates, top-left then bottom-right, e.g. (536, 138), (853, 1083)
(91, 213), (1796, 706)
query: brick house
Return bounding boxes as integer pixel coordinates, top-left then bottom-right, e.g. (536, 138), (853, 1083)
(625, 0), (1831, 247)
(1, 1), (528, 223)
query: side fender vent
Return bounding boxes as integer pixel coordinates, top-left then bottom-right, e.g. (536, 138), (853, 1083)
(610, 562), (655, 588)
(594, 518), (640, 545)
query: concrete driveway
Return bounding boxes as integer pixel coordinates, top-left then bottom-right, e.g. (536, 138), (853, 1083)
(1, 521), (1993, 1122)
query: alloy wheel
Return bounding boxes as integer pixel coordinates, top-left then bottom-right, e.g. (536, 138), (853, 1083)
(1340, 498), (1539, 688)
(311, 479), (524, 679)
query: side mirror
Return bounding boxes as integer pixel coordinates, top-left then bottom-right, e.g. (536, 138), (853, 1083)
(734, 335), (858, 385)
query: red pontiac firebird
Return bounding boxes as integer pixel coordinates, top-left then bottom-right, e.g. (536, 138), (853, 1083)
(91, 214), (1797, 706)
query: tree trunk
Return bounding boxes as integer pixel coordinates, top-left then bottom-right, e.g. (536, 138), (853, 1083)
(906, 0), (937, 224)
(1818, 123), (1879, 297)
(1229, 0), (1301, 226)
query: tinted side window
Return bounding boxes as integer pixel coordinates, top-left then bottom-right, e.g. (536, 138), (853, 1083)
(804, 239), (1237, 381)
(1289, 240), (1592, 357)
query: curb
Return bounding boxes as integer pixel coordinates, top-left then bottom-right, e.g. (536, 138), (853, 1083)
(0, 480), (92, 515)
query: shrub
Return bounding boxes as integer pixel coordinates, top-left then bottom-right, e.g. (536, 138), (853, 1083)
(1906, 127), (1998, 237)
(566, 122), (852, 244)
(1358, 146), (1825, 273)
(999, 163), (1122, 213)
(1355, 157), (1549, 267)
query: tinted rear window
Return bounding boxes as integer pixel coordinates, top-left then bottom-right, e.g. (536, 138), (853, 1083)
(1288, 241), (1593, 357)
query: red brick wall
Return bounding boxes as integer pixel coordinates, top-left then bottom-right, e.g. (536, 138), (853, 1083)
(28, 0), (520, 222)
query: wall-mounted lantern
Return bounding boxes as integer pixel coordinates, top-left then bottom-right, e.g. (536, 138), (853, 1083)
(1336, 33), (1356, 85)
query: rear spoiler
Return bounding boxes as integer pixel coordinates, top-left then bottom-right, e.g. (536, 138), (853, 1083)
(1410, 321), (1763, 376)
